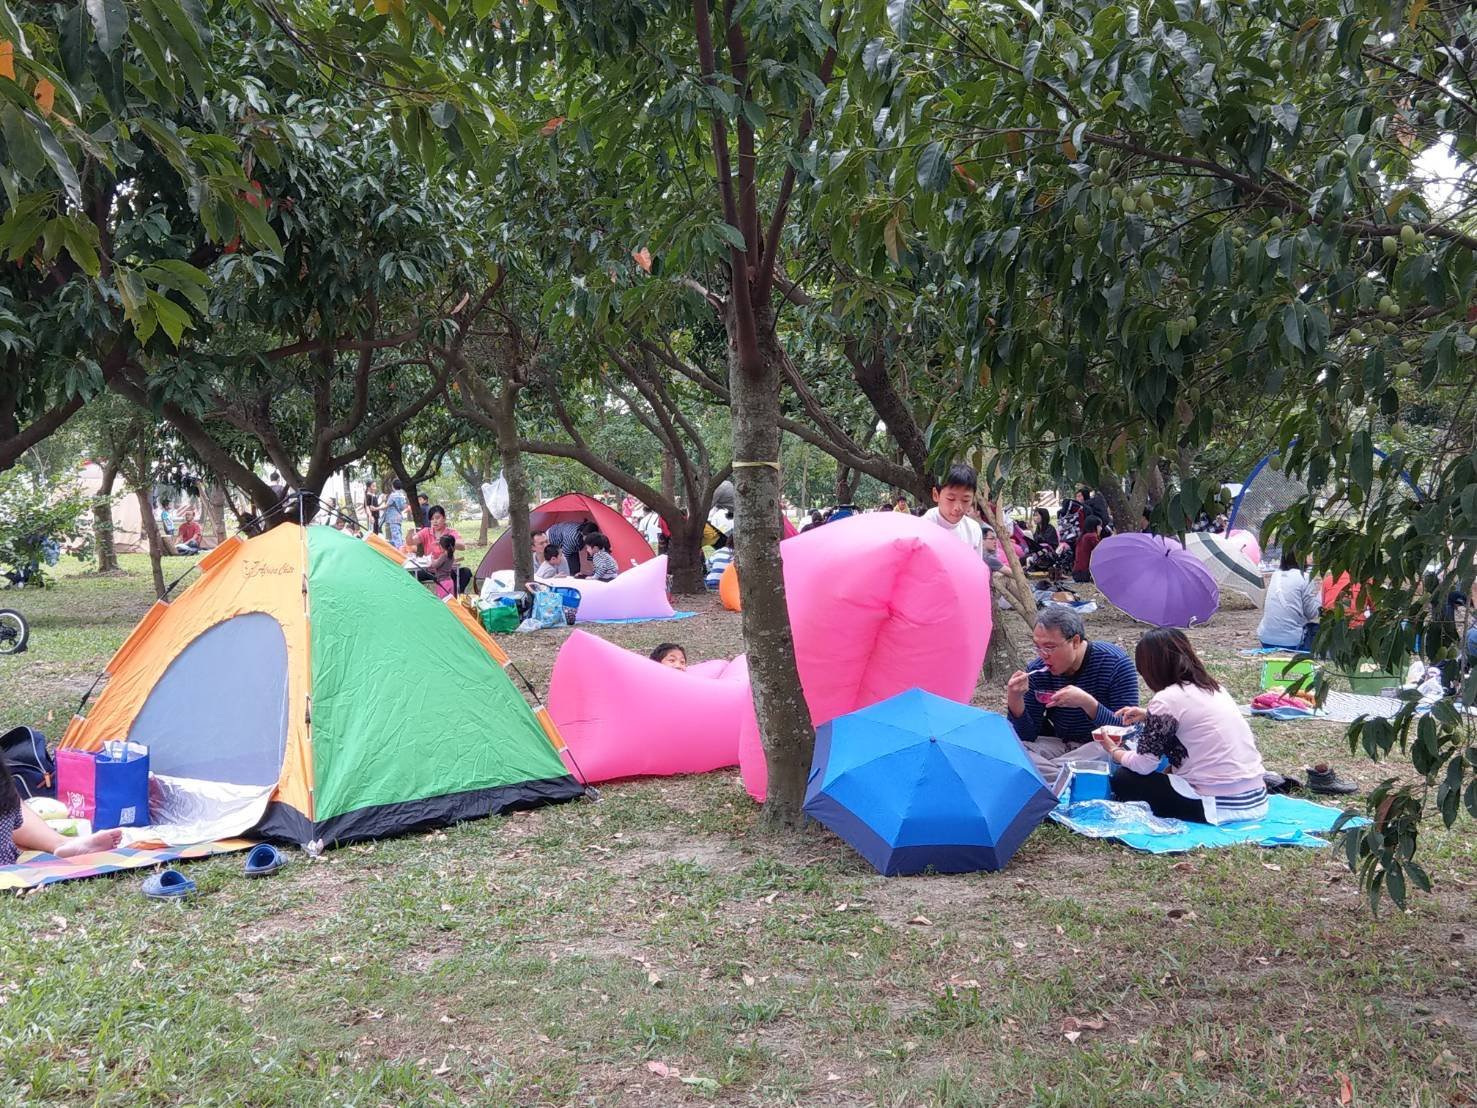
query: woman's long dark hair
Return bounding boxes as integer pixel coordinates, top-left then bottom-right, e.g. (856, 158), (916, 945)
(0, 752), (20, 822)
(1034, 507), (1051, 532)
(1135, 628), (1221, 694)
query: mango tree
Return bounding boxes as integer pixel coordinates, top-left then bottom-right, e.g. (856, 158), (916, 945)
(834, 0), (1477, 903)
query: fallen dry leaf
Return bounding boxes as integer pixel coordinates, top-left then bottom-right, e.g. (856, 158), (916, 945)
(646, 1061), (678, 1079)
(1192, 1049), (1210, 1063)
(1263, 863), (1283, 872)
(1337, 1071), (1353, 1104)
(1166, 907), (1198, 922)
(1171, 861), (1195, 872)
(1063, 1030), (1081, 1043)
(1061, 1015), (1107, 1033)
(741, 973), (755, 987)
(646, 970), (662, 987)
(631, 246), (652, 273)
(908, 915), (933, 927)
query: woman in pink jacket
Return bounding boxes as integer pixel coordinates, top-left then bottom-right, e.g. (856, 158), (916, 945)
(1095, 628), (1268, 824)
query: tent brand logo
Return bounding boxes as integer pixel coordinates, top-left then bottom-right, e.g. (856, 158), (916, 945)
(242, 560), (295, 580)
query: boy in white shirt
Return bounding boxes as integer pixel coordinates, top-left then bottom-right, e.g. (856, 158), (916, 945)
(922, 464), (984, 558)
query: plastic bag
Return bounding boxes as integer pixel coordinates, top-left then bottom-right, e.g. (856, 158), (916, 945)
(482, 472), (510, 519)
(531, 588), (565, 628)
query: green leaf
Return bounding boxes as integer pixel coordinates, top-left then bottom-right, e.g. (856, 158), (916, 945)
(233, 196), (283, 258)
(0, 105), (46, 180)
(1271, 101), (1300, 133)
(147, 290), (191, 346)
(60, 4), (90, 86)
(28, 111), (81, 208)
(1385, 861), (1406, 909)
(61, 219), (99, 277)
(86, 0), (129, 54)
(713, 221), (747, 252)
(916, 141), (951, 193)
(887, 0), (913, 38)
(1281, 303), (1304, 352)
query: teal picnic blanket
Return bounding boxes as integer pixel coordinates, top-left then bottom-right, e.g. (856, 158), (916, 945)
(1049, 795), (1361, 854)
(582, 610), (699, 625)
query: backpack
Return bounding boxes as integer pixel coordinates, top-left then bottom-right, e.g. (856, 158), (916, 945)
(2, 726), (57, 800)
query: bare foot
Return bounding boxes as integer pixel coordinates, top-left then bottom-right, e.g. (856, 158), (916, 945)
(54, 827), (124, 858)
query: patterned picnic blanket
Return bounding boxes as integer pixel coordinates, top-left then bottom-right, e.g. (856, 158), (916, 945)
(0, 839), (252, 892)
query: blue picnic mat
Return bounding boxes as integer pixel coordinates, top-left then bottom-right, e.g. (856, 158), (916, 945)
(581, 610), (700, 626)
(1049, 795), (1362, 854)
(1239, 646), (1297, 657)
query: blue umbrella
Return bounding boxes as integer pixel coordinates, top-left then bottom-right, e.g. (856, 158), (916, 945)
(803, 688), (1056, 876)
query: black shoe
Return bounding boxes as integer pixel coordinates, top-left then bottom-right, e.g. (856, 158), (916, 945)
(1305, 765), (1358, 795)
(1263, 772), (1303, 795)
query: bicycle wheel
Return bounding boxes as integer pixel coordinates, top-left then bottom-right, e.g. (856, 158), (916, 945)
(0, 609), (29, 655)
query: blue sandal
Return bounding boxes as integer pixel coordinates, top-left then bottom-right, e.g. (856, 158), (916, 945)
(243, 843), (287, 878)
(141, 869), (196, 900)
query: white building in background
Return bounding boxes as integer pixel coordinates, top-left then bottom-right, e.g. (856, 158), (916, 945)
(76, 461), (147, 553)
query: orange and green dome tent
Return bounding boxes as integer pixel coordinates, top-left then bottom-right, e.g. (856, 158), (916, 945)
(61, 524), (581, 846)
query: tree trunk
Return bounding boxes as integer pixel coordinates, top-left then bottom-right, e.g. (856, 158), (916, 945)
(982, 497), (1037, 629)
(984, 599), (1025, 681)
(1099, 479), (1131, 533)
(660, 450), (677, 501)
(92, 460), (120, 574)
(204, 482), (229, 547)
(835, 464), (856, 506)
(341, 470), (358, 525)
(666, 516), (707, 594)
(849, 344), (933, 499)
(799, 445), (809, 513)
(730, 303), (812, 829)
(135, 487), (167, 600)
(1127, 457), (1159, 523)
(493, 385), (535, 586)
(478, 455), (496, 546)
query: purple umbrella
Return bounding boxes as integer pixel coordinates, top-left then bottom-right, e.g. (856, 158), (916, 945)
(1089, 534), (1219, 627)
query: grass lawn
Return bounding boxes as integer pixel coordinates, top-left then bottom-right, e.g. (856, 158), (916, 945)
(1, 544), (1474, 1106)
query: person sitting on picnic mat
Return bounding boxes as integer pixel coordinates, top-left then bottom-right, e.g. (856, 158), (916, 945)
(0, 753), (124, 864)
(1005, 607), (1139, 786)
(547, 519), (598, 577)
(578, 532), (619, 582)
(1258, 546), (1321, 651)
(535, 543), (566, 581)
(1094, 628), (1268, 825)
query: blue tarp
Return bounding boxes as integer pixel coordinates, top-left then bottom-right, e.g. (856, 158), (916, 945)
(1049, 794), (1363, 854)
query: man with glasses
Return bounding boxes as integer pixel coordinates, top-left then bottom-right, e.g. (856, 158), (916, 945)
(1005, 607), (1139, 788)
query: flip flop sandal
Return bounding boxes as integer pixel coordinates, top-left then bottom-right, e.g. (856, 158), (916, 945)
(243, 843), (287, 878)
(141, 869), (196, 900)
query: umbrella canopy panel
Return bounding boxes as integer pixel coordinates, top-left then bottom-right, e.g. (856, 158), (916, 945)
(1184, 532), (1265, 607)
(1090, 533), (1220, 628)
(803, 689), (1055, 876)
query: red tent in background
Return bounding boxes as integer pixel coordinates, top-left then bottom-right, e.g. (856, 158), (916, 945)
(477, 493), (654, 580)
